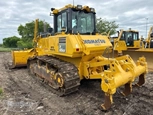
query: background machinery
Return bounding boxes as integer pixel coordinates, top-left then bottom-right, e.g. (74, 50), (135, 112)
(111, 28), (153, 71)
(144, 26), (153, 48)
(11, 4), (147, 110)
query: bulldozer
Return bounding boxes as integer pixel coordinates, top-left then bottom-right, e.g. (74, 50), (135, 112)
(110, 29), (143, 49)
(10, 4), (147, 110)
(111, 28), (153, 71)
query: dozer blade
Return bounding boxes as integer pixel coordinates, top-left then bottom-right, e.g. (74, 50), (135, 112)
(101, 55), (147, 110)
(10, 49), (35, 68)
(113, 49), (153, 72)
(125, 50), (153, 71)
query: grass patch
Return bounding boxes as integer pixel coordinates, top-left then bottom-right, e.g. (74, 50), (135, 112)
(0, 47), (12, 52)
(0, 87), (5, 99)
(0, 87), (3, 95)
(0, 47), (19, 52)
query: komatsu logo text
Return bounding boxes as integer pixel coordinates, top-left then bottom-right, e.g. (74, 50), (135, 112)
(83, 39), (106, 44)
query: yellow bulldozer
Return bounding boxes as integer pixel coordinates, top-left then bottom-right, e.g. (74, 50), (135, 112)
(10, 4), (147, 110)
(111, 28), (153, 71)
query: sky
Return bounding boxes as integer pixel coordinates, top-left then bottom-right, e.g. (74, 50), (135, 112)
(0, 0), (153, 43)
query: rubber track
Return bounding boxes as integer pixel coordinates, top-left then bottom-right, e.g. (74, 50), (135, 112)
(29, 55), (80, 96)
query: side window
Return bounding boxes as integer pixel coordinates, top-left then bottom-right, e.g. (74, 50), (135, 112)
(86, 15), (94, 32)
(62, 12), (67, 31)
(57, 15), (61, 32)
(72, 19), (76, 28)
(57, 12), (67, 32)
(86, 16), (90, 32)
(120, 32), (125, 40)
(72, 12), (77, 28)
(80, 18), (86, 32)
(133, 33), (138, 40)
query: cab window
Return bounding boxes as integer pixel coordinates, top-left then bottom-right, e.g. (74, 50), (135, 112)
(133, 33), (138, 40)
(62, 12), (67, 30)
(57, 15), (61, 32)
(57, 12), (67, 32)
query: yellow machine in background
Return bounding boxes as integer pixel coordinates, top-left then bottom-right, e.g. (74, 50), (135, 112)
(11, 4), (147, 110)
(144, 26), (153, 48)
(111, 28), (153, 71)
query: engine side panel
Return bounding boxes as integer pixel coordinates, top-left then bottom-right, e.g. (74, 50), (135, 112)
(36, 34), (112, 57)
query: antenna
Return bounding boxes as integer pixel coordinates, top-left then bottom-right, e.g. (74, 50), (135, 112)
(73, 0), (74, 5)
(43, 20), (47, 32)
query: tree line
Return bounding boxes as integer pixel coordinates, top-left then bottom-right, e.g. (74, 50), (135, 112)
(2, 18), (118, 49)
(3, 20), (50, 49)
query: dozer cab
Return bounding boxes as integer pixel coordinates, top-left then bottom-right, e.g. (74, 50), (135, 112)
(111, 28), (153, 71)
(111, 29), (142, 48)
(11, 4), (147, 110)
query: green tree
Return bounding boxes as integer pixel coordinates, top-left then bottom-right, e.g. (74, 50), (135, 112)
(17, 20), (50, 49)
(0, 44), (3, 47)
(2, 20), (50, 49)
(18, 20), (50, 42)
(17, 40), (33, 49)
(3, 36), (20, 48)
(96, 18), (119, 35)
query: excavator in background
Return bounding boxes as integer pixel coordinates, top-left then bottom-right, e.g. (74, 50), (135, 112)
(10, 4), (147, 110)
(111, 28), (153, 71)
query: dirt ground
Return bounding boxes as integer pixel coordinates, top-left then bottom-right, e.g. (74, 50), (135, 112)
(0, 52), (153, 115)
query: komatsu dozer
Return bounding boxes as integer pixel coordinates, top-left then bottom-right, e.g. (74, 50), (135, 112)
(111, 28), (153, 71)
(11, 4), (147, 110)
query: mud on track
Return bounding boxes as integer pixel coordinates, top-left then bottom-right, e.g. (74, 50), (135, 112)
(0, 52), (153, 115)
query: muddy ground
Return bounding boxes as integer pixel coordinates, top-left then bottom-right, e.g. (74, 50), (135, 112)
(0, 52), (153, 115)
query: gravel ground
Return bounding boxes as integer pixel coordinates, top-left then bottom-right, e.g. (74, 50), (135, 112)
(0, 52), (153, 115)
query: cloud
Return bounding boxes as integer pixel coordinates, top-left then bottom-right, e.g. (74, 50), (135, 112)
(0, 0), (153, 43)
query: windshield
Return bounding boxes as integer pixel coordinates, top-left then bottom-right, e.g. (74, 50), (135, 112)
(72, 10), (95, 34)
(125, 32), (138, 42)
(125, 32), (132, 43)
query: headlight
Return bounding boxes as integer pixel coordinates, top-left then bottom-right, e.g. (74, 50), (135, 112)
(90, 8), (95, 12)
(77, 5), (82, 9)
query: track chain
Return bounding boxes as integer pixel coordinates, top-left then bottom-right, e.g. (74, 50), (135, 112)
(28, 55), (80, 96)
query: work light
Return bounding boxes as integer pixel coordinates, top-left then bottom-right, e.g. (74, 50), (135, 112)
(77, 5), (82, 9)
(90, 8), (95, 12)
